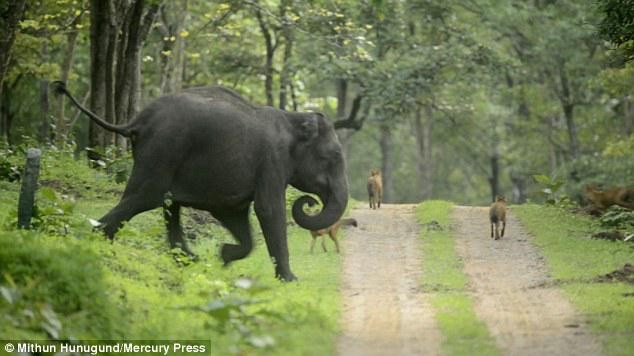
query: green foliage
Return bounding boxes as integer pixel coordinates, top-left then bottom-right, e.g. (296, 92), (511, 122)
(0, 230), (119, 339)
(0, 148), (21, 182)
(532, 173), (568, 205)
(85, 146), (133, 184)
(187, 278), (283, 349)
(561, 155), (634, 201)
(30, 186), (76, 235)
(603, 134), (634, 158)
(597, 0), (634, 62)
(598, 206), (634, 233)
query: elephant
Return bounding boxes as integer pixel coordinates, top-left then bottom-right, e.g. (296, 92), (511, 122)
(53, 82), (349, 281)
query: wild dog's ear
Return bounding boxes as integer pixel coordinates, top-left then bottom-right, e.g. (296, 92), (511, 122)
(289, 112), (320, 141)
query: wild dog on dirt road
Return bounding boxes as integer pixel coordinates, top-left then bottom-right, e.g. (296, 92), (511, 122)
(310, 218), (358, 253)
(489, 195), (507, 240)
(584, 185), (634, 211)
(367, 169), (383, 209)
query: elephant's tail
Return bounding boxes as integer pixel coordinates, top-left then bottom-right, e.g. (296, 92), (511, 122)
(52, 81), (132, 137)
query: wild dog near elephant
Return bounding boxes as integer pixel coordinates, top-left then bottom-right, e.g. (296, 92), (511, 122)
(584, 185), (634, 211)
(53, 82), (349, 281)
(367, 169), (382, 209)
(309, 218), (357, 253)
(489, 195), (507, 240)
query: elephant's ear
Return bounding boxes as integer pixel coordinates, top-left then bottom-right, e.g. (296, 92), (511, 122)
(290, 113), (320, 141)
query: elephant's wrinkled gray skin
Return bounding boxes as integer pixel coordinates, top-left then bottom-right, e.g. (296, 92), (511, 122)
(53, 82), (349, 281)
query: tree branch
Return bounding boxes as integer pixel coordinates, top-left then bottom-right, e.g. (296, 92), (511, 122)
(334, 95), (367, 130)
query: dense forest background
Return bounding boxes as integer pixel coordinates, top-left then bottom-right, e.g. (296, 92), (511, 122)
(1, 0), (633, 205)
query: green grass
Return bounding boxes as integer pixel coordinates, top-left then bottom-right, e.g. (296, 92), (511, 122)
(0, 149), (342, 355)
(513, 204), (634, 356)
(417, 200), (499, 356)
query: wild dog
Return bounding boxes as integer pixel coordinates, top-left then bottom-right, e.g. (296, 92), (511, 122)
(489, 195), (507, 240)
(310, 218), (358, 253)
(584, 186), (634, 211)
(367, 169), (383, 209)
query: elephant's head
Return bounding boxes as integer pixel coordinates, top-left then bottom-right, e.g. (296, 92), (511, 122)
(287, 112), (349, 231)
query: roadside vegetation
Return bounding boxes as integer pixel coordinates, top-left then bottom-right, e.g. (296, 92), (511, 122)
(513, 204), (634, 356)
(416, 200), (499, 356)
(0, 147), (342, 355)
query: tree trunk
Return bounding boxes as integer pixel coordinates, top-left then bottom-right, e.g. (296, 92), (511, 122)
(558, 62), (579, 159)
(336, 78), (347, 118)
(379, 124), (394, 203)
(106, 0), (124, 147)
(89, 0), (111, 155)
(414, 105), (434, 200)
(1, 82), (12, 145)
(114, 0), (159, 149)
(278, 0), (294, 110)
(489, 150), (500, 203)
(158, 0), (188, 95)
(54, 19), (80, 145)
(488, 122), (501, 202)
(510, 172), (527, 204)
(0, 0), (27, 108)
(37, 43), (51, 144)
(38, 78), (50, 144)
(255, 7), (276, 107)
(562, 102), (578, 159)
(335, 79), (352, 157)
(278, 39), (292, 110)
(547, 115), (557, 174)
(290, 81), (298, 111)
(623, 97), (633, 136)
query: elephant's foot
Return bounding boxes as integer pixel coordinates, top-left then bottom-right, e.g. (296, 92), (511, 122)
(221, 243), (251, 264)
(275, 266), (297, 282)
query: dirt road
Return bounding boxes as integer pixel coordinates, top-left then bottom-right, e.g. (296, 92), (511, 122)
(337, 204), (441, 356)
(337, 204), (602, 356)
(452, 206), (601, 355)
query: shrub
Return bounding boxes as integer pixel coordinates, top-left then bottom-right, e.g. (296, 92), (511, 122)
(0, 231), (122, 339)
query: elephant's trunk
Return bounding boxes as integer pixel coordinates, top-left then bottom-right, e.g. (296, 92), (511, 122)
(292, 179), (348, 231)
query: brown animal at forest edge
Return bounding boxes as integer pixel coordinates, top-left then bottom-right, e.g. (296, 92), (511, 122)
(367, 169), (383, 209)
(584, 186), (634, 211)
(310, 218), (358, 253)
(489, 195), (507, 240)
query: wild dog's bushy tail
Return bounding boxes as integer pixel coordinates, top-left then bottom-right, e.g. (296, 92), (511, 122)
(52, 81), (132, 137)
(341, 218), (358, 228)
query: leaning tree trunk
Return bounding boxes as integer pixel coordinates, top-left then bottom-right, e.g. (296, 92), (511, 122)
(379, 124), (394, 203)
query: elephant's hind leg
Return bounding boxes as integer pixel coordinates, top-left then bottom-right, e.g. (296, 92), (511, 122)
(163, 201), (195, 256)
(99, 162), (173, 239)
(216, 209), (253, 264)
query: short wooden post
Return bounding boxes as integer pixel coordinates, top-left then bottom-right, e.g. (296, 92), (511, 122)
(17, 148), (41, 229)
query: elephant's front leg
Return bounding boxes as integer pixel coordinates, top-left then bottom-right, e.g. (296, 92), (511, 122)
(216, 208), (253, 264)
(254, 188), (296, 282)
